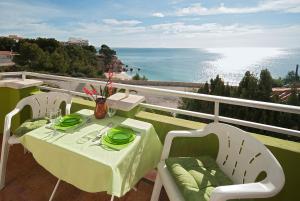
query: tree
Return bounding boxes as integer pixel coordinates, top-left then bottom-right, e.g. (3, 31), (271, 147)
(200, 82), (209, 94)
(258, 69), (273, 102)
(132, 73), (148, 80)
(0, 36), (107, 77)
(287, 85), (299, 106)
(284, 71), (296, 85)
(13, 42), (44, 69)
(295, 64), (299, 81)
(99, 44), (116, 67)
(224, 83), (231, 97)
(210, 75), (225, 95)
(50, 50), (68, 73)
(0, 37), (17, 51)
(272, 77), (284, 87)
(178, 69), (300, 140)
(238, 71), (258, 100)
(83, 45), (96, 53)
(34, 38), (60, 53)
(39, 51), (53, 70)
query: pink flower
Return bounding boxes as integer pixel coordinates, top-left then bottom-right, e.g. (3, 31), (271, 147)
(83, 87), (93, 96)
(92, 89), (97, 95)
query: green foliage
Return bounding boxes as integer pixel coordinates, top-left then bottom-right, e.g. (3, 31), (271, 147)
(178, 69), (300, 140)
(210, 75), (225, 95)
(258, 69), (273, 101)
(13, 42), (44, 69)
(238, 71), (258, 100)
(287, 85), (299, 106)
(132, 73), (148, 80)
(0, 37), (17, 51)
(272, 77), (284, 87)
(33, 38), (60, 53)
(83, 45), (97, 53)
(7, 38), (107, 77)
(284, 71), (297, 85)
(99, 44), (116, 66)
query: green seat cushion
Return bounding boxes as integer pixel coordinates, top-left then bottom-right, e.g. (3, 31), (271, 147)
(14, 118), (49, 137)
(165, 156), (234, 201)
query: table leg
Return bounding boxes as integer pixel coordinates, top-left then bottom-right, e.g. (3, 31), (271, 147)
(49, 179), (61, 201)
(110, 195), (114, 201)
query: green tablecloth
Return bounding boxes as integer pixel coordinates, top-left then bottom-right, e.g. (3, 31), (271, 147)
(19, 109), (162, 197)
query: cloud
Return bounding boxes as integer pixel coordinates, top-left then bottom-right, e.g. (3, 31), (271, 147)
(0, 0), (73, 39)
(102, 18), (142, 26)
(152, 12), (165, 17)
(1, 0), (300, 47)
(150, 22), (263, 37)
(176, 0), (300, 16)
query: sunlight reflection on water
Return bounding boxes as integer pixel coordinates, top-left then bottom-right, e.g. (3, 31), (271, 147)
(116, 47), (298, 85)
(200, 47), (288, 85)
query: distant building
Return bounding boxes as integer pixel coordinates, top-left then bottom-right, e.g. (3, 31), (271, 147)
(0, 51), (18, 67)
(272, 87), (300, 102)
(8, 35), (23, 42)
(66, 37), (89, 46)
(0, 35), (23, 42)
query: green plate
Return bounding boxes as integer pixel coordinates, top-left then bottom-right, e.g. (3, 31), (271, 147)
(54, 114), (83, 131)
(59, 114), (82, 127)
(107, 127), (135, 144)
(101, 126), (136, 150)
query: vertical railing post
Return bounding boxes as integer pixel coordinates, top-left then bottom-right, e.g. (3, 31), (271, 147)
(214, 101), (219, 122)
(21, 71), (26, 80)
(125, 88), (129, 98)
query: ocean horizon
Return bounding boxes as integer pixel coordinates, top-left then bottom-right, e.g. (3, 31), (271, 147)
(113, 47), (300, 85)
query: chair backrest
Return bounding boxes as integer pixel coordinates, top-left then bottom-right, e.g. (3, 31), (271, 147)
(204, 123), (284, 192)
(15, 92), (72, 119)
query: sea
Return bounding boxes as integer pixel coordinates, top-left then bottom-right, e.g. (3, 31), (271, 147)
(114, 47), (300, 85)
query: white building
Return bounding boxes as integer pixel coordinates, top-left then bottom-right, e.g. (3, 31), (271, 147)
(67, 37), (89, 46)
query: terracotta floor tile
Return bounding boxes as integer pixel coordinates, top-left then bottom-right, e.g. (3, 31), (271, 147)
(0, 140), (170, 201)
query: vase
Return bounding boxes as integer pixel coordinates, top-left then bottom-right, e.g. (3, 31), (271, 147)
(94, 98), (107, 119)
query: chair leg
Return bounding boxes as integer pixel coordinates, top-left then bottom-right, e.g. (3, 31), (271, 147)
(150, 174), (163, 201)
(49, 179), (61, 201)
(0, 141), (10, 190)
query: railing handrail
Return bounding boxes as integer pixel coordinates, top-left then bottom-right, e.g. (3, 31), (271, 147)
(23, 71), (300, 115)
(1, 71), (300, 137)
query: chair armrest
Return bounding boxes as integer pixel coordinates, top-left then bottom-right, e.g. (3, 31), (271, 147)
(210, 182), (276, 201)
(66, 102), (72, 115)
(161, 129), (210, 160)
(2, 108), (21, 147)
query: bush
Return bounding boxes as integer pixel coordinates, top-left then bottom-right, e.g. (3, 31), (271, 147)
(132, 73), (148, 80)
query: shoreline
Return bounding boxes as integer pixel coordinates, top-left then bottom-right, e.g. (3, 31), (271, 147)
(42, 78), (196, 108)
(104, 72), (131, 80)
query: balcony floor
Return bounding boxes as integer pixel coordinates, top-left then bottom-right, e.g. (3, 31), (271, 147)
(0, 140), (169, 201)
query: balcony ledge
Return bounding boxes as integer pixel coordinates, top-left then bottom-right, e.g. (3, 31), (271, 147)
(0, 79), (43, 89)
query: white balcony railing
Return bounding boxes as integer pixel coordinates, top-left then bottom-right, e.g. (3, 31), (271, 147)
(1, 71), (300, 137)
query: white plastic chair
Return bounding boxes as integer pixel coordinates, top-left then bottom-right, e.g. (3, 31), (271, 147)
(0, 92), (72, 191)
(151, 123), (285, 201)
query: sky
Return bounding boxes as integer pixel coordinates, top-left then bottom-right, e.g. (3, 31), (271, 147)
(0, 0), (300, 48)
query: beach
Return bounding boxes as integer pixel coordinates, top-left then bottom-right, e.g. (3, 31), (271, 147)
(104, 72), (131, 80)
(42, 78), (192, 108)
